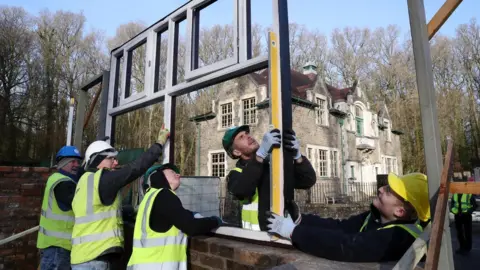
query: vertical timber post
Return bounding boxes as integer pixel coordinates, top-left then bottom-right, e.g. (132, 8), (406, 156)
(73, 90), (88, 152)
(270, 0), (293, 217)
(98, 71), (110, 140)
(406, 0), (454, 269)
(66, 97), (74, 146)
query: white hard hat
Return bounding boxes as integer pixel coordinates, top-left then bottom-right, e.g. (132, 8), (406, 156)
(83, 140), (118, 169)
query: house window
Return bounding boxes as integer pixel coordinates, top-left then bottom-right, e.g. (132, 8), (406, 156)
(315, 96), (327, 125)
(375, 167), (379, 175)
(384, 120), (391, 141)
(350, 165), (355, 178)
(318, 150), (327, 177)
(242, 97), (256, 125)
(330, 150), (338, 177)
(220, 102), (233, 128)
(211, 152), (226, 177)
(355, 105), (363, 136)
(382, 156), (397, 174)
(306, 145), (339, 178)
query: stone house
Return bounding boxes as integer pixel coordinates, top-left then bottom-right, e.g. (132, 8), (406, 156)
(190, 63), (403, 199)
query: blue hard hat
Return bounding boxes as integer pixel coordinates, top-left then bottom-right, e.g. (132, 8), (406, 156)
(56, 146), (82, 162)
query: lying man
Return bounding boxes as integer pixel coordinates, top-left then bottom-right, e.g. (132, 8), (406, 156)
(267, 172), (430, 262)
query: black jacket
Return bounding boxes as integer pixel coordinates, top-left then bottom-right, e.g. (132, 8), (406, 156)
(291, 205), (424, 262)
(226, 155), (316, 231)
(148, 168), (220, 235)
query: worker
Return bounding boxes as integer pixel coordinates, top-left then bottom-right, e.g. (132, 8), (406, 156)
(37, 145), (82, 270)
(223, 125), (316, 231)
(127, 163), (222, 269)
(450, 177), (477, 255)
(70, 125), (170, 269)
(266, 172), (431, 262)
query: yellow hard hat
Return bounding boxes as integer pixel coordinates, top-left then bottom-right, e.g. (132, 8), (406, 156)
(388, 172), (430, 221)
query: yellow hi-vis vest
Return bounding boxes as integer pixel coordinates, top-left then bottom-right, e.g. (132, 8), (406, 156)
(232, 167), (261, 231)
(359, 213), (423, 238)
(36, 172), (76, 250)
(451, 193), (473, 214)
(127, 187), (188, 270)
(70, 169), (124, 264)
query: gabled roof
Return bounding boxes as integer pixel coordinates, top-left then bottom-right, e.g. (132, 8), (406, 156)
(325, 80), (358, 103)
(248, 69), (316, 99)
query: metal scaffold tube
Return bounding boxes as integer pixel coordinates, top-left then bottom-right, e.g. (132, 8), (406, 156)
(406, 0), (455, 269)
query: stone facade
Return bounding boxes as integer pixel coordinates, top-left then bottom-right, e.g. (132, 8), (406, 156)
(193, 64), (403, 186)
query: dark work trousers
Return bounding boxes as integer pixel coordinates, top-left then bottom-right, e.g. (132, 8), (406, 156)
(454, 213), (473, 251)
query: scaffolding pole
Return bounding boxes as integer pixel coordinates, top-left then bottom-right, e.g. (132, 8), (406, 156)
(406, 0), (454, 269)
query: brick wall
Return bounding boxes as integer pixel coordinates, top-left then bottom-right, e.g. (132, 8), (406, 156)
(188, 236), (401, 270)
(0, 166), (50, 270)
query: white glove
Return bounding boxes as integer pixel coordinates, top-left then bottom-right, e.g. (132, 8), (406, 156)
(193, 212), (203, 219)
(267, 212), (297, 240)
(256, 129), (281, 159)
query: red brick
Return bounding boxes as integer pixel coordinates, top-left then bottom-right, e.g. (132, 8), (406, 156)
(14, 167), (30, 173)
(210, 241), (234, 259)
(0, 167), (13, 172)
(2, 173), (20, 178)
(0, 248), (14, 257)
(32, 167), (50, 173)
(190, 237), (209, 253)
(21, 188), (42, 197)
(198, 253), (225, 269)
(188, 263), (210, 270)
(234, 249), (278, 267)
(226, 260), (255, 270)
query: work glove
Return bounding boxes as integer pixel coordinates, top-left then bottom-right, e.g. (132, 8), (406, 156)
(266, 211), (297, 240)
(285, 201), (302, 225)
(192, 212), (203, 219)
(157, 124), (170, 146)
(256, 129), (281, 159)
(283, 129), (301, 160)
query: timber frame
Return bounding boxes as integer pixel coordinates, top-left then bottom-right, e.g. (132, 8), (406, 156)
(80, 0), (469, 268)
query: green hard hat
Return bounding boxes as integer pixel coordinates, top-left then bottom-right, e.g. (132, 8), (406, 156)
(222, 125), (250, 159)
(144, 163), (180, 180)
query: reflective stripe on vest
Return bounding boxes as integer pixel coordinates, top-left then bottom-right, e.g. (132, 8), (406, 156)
(71, 170), (124, 265)
(451, 194), (473, 214)
(127, 188), (187, 269)
(359, 213), (423, 238)
(233, 167), (261, 231)
(36, 173), (75, 250)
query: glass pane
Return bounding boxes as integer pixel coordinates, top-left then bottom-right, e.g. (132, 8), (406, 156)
(127, 41), (147, 97)
(195, 0), (235, 68)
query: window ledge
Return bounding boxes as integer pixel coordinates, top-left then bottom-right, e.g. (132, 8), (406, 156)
(212, 226), (292, 246)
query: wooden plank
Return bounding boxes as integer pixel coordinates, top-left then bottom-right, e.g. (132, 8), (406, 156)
(83, 82), (103, 129)
(449, 182), (480, 194)
(393, 224), (431, 270)
(427, 0), (463, 40)
(425, 139), (454, 270)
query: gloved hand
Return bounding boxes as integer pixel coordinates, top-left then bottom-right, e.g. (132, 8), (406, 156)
(285, 201), (302, 225)
(266, 211), (297, 240)
(192, 212), (203, 219)
(283, 129), (301, 160)
(256, 129), (281, 159)
(157, 124), (170, 146)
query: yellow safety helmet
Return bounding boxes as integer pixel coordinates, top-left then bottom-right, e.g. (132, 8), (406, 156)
(388, 172), (430, 222)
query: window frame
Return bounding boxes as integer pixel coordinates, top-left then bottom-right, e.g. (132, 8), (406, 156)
(314, 93), (329, 126)
(383, 119), (392, 142)
(306, 144), (339, 179)
(218, 98), (235, 130)
(239, 93), (258, 126)
(381, 155), (398, 174)
(208, 150), (227, 178)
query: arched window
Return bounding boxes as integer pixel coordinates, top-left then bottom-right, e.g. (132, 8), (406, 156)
(355, 105), (363, 136)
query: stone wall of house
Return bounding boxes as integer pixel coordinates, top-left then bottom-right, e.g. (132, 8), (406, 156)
(196, 73), (404, 181)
